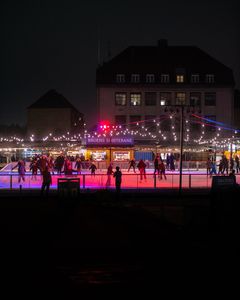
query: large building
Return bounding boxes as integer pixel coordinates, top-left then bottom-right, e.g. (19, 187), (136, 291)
(27, 89), (84, 137)
(96, 40), (235, 136)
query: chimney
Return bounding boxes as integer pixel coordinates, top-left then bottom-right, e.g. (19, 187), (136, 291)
(158, 39), (168, 48)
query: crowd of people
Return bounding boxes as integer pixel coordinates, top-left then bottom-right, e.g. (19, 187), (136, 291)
(9, 152), (240, 195)
(207, 154), (240, 178)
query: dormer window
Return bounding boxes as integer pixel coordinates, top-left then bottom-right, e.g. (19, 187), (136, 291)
(161, 74), (169, 83)
(206, 74), (215, 83)
(146, 74), (155, 83)
(116, 74), (125, 83)
(176, 74), (184, 83)
(191, 74), (199, 83)
(131, 74), (140, 83)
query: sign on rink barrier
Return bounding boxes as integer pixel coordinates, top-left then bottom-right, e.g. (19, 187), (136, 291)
(57, 177), (80, 197)
(211, 176), (237, 191)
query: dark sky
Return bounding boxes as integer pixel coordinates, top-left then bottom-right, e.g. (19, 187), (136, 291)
(1, 0), (239, 127)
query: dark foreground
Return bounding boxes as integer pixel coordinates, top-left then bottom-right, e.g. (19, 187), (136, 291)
(1, 189), (240, 296)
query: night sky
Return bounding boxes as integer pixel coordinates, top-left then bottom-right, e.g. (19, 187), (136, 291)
(1, 0), (239, 127)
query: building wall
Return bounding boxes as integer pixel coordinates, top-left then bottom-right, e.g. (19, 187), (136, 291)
(27, 108), (72, 137)
(97, 86), (234, 126)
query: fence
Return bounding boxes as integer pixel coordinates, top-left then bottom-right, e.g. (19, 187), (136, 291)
(1, 173), (240, 190)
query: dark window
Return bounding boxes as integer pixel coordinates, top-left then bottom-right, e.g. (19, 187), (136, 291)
(115, 93), (127, 106)
(161, 74), (169, 83)
(116, 74), (125, 83)
(190, 92), (201, 106)
(190, 115), (201, 131)
(206, 74), (215, 83)
(131, 74), (140, 83)
(130, 115), (141, 130)
(115, 115), (127, 129)
(145, 115), (156, 132)
(205, 93), (216, 106)
(205, 115), (216, 132)
(191, 74), (200, 83)
(160, 114), (171, 131)
(145, 92), (157, 106)
(146, 74), (155, 83)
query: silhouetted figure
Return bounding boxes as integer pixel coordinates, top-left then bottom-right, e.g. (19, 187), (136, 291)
(89, 163), (97, 176)
(12, 160), (26, 183)
(113, 166), (122, 193)
(235, 155), (239, 173)
(106, 163), (113, 188)
(128, 159), (136, 173)
(137, 159), (147, 182)
(159, 160), (167, 180)
(41, 167), (52, 197)
(75, 158), (82, 174)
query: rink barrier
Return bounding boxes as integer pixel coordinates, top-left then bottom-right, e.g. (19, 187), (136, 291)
(0, 173), (239, 190)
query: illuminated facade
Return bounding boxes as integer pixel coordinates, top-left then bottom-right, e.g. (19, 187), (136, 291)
(96, 40), (235, 134)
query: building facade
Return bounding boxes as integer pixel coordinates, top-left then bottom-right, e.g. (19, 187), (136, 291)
(27, 90), (84, 138)
(96, 40), (235, 136)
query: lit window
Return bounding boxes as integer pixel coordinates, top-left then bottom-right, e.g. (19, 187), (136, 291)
(115, 93), (127, 106)
(160, 100), (165, 106)
(131, 74), (140, 83)
(191, 74), (199, 83)
(116, 74), (125, 83)
(146, 74), (155, 83)
(206, 74), (215, 83)
(160, 92), (171, 105)
(161, 74), (169, 83)
(175, 92), (186, 105)
(176, 75), (184, 83)
(130, 93), (141, 106)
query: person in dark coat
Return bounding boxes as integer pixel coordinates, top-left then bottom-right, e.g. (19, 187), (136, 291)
(75, 158), (82, 174)
(128, 159), (136, 173)
(41, 167), (52, 197)
(89, 163), (97, 176)
(30, 160), (38, 180)
(106, 163), (114, 188)
(137, 159), (147, 181)
(235, 155), (239, 173)
(12, 160), (26, 183)
(166, 154), (170, 170)
(113, 166), (122, 193)
(159, 160), (167, 180)
(154, 155), (160, 176)
(169, 153), (175, 171)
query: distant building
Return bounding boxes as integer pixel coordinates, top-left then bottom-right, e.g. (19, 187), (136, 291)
(234, 89), (240, 128)
(96, 40), (235, 136)
(27, 90), (84, 137)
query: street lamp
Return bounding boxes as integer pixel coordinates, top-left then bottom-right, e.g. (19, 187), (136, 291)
(165, 104), (197, 195)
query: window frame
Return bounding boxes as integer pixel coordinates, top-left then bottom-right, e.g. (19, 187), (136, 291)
(115, 93), (127, 106)
(130, 93), (142, 106)
(116, 74), (125, 83)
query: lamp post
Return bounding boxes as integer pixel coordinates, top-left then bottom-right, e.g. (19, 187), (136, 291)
(165, 104), (197, 196)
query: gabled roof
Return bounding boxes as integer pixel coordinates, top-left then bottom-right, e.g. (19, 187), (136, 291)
(28, 89), (80, 111)
(96, 43), (235, 85)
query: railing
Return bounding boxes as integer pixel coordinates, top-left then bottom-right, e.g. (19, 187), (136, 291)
(1, 160), (211, 173)
(1, 173), (240, 190)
